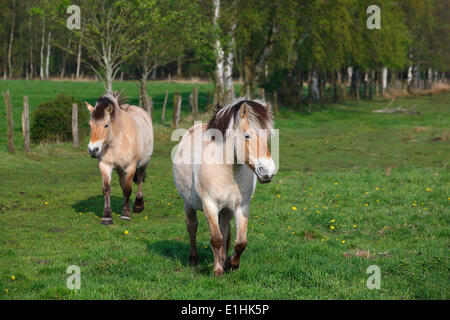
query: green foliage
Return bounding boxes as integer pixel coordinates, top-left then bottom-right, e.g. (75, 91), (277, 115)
(31, 94), (88, 143)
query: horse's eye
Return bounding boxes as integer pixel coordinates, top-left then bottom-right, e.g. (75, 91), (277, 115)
(244, 134), (251, 140)
(104, 124), (109, 128)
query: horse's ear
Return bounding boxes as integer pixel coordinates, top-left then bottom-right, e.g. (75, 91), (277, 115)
(106, 104), (113, 114)
(265, 101), (271, 112)
(84, 101), (94, 113)
(239, 102), (249, 119)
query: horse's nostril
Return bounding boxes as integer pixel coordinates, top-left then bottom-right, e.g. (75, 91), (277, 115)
(93, 147), (99, 153)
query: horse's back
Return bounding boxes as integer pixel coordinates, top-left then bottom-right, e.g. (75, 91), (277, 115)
(173, 123), (205, 210)
(126, 105), (154, 168)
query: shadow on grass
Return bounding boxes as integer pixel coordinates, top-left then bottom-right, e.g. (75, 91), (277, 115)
(71, 195), (123, 218)
(145, 240), (214, 275)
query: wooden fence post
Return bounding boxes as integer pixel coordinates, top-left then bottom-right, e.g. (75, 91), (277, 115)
(146, 96), (153, 116)
(2, 90), (15, 153)
(72, 103), (79, 148)
(23, 96), (30, 153)
(161, 90), (168, 124)
(173, 94), (182, 128)
(193, 86), (199, 121)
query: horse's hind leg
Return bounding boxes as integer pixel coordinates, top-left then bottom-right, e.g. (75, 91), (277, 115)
(132, 167), (146, 213)
(185, 203), (199, 265)
(219, 209), (233, 258)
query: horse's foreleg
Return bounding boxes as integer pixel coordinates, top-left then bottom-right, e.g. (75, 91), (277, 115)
(203, 201), (226, 277)
(99, 162), (113, 225)
(132, 167), (145, 213)
(225, 206), (249, 271)
(119, 165), (135, 221)
(184, 203), (199, 265)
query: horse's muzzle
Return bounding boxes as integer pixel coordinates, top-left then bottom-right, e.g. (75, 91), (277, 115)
(88, 147), (100, 158)
(256, 167), (274, 184)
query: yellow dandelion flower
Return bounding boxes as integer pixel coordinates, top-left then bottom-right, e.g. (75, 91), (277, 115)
(276, 194), (281, 198)
(11, 275), (15, 281)
(323, 206), (327, 209)
(316, 210), (320, 214)
(375, 187), (379, 191)
(353, 225), (357, 228)
(167, 202), (171, 206)
(144, 216), (148, 220)
(423, 208), (427, 210)
(321, 239), (325, 242)
(341, 240), (346, 244)
(330, 219), (335, 223)
(287, 225), (291, 229)
(4, 289), (8, 293)
(376, 199), (380, 203)
(291, 232), (295, 235)
(303, 207), (307, 210)
(330, 226), (335, 229)
(292, 206), (297, 211)
(124, 230), (129, 235)
(334, 182), (338, 185)
(426, 188), (432, 192)
(365, 203), (369, 207)
(412, 203), (416, 206)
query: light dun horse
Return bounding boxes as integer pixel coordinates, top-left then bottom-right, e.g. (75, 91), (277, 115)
(173, 99), (277, 276)
(85, 92), (154, 225)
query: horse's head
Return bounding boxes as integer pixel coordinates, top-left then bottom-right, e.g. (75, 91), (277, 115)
(85, 94), (118, 158)
(208, 99), (277, 183)
(234, 101), (276, 183)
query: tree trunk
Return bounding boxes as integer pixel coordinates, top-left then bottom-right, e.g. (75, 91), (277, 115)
(45, 31), (52, 80)
(212, 0), (224, 107)
(28, 9), (33, 80)
(76, 29), (83, 79)
(381, 67), (388, 96)
(40, 16), (45, 80)
(7, 0), (16, 78)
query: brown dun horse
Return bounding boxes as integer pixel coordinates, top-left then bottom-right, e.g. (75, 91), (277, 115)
(173, 98), (277, 276)
(85, 92), (153, 225)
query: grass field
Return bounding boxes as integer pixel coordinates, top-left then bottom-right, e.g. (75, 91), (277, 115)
(0, 80), (449, 299)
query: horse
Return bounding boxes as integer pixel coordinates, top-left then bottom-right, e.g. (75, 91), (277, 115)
(172, 98), (277, 276)
(85, 92), (154, 225)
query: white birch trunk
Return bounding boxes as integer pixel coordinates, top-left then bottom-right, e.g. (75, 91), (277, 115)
(407, 66), (413, 85)
(40, 16), (45, 80)
(213, 0), (224, 105)
(381, 67), (388, 93)
(347, 67), (353, 85)
(7, 0), (16, 78)
(76, 29), (82, 79)
(45, 31), (51, 80)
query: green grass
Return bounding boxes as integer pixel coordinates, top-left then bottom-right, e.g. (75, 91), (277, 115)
(0, 80), (449, 299)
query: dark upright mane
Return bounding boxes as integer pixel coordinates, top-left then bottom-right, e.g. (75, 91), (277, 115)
(92, 91), (127, 120)
(207, 99), (273, 137)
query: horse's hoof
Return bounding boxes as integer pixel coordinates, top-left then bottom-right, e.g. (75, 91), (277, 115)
(223, 257), (231, 271)
(214, 269), (224, 277)
(120, 215), (131, 221)
(189, 255), (199, 266)
(132, 202), (144, 213)
(224, 257), (239, 271)
(101, 217), (113, 225)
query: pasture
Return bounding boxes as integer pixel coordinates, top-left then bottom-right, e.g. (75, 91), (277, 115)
(0, 80), (449, 299)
